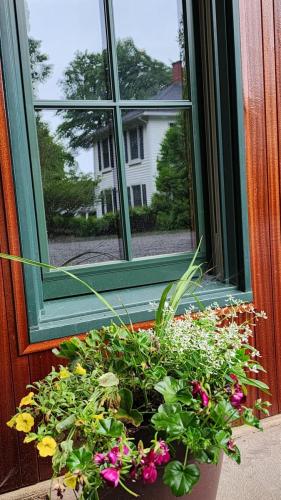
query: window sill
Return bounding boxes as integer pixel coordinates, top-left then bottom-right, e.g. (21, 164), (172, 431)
(128, 159), (142, 166)
(29, 279), (252, 344)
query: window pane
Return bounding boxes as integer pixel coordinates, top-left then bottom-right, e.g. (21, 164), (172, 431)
(129, 129), (139, 160)
(132, 185), (142, 207)
(122, 108), (196, 257)
(113, 0), (188, 100)
(25, 0), (111, 100)
(36, 109), (123, 266)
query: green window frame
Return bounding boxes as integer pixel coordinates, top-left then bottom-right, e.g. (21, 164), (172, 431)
(0, 0), (252, 343)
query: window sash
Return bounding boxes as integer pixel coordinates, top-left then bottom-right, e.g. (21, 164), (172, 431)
(3, 0), (207, 302)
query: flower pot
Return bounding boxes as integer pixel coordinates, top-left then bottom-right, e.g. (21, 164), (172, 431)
(100, 456), (222, 499)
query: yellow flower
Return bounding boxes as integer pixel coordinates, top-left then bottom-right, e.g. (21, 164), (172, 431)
(93, 413), (104, 421)
(73, 363), (86, 376)
(59, 367), (70, 379)
(15, 413), (34, 433)
(64, 472), (77, 489)
(37, 436), (57, 457)
(6, 416), (16, 428)
(19, 392), (35, 407)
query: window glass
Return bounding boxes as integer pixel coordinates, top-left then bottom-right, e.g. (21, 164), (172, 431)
(132, 185), (142, 207)
(121, 108), (196, 257)
(113, 0), (188, 100)
(25, 0), (111, 100)
(129, 129), (139, 160)
(36, 109), (123, 266)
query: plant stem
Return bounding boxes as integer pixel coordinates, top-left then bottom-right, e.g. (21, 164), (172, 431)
(94, 488), (100, 500)
(119, 479), (139, 497)
(184, 445), (189, 467)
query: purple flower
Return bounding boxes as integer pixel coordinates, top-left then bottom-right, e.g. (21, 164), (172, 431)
(230, 385), (246, 410)
(94, 453), (106, 465)
(142, 463), (158, 484)
(100, 468), (120, 488)
(154, 440), (170, 465)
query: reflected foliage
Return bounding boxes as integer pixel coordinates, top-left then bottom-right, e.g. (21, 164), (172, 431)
(37, 116), (99, 225)
(57, 39), (172, 149)
(28, 38), (52, 95)
(152, 115), (193, 230)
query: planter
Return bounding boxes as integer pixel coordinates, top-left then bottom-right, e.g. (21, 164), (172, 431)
(100, 457), (222, 499)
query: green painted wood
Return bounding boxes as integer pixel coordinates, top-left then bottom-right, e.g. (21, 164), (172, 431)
(33, 100), (193, 109)
(30, 281), (253, 342)
(15, 0), (50, 264)
(0, 0), (43, 326)
(43, 253), (205, 299)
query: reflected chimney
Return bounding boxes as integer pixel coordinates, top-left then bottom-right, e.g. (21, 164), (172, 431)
(172, 61), (182, 82)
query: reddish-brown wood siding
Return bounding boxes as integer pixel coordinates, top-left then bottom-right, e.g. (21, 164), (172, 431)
(0, 0), (281, 493)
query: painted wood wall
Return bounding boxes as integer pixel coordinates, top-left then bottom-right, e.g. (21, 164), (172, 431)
(0, 0), (281, 493)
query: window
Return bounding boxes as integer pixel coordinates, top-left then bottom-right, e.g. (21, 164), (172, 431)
(126, 126), (145, 163)
(98, 135), (115, 171)
(0, 0), (251, 343)
(130, 184), (147, 208)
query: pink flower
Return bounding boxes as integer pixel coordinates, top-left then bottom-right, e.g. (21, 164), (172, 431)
(191, 380), (201, 396)
(227, 439), (236, 452)
(100, 468), (120, 488)
(107, 451), (118, 465)
(200, 390), (209, 407)
(94, 453), (106, 465)
(230, 385), (246, 410)
(154, 440), (170, 465)
(191, 381), (209, 407)
(123, 445), (130, 455)
(142, 463), (158, 484)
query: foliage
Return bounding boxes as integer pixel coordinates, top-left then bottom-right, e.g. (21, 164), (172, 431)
(28, 37), (52, 94)
(48, 207), (157, 239)
(36, 116), (99, 225)
(57, 39), (172, 149)
(151, 114), (193, 230)
(6, 260), (270, 498)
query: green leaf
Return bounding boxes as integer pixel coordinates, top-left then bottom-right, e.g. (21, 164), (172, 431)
(151, 403), (194, 438)
(163, 461), (200, 497)
(154, 377), (186, 403)
(98, 372), (119, 387)
(115, 388), (143, 426)
(95, 418), (124, 437)
(155, 282), (173, 330)
(66, 447), (92, 472)
(215, 430), (230, 447)
(242, 408), (261, 429)
(52, 337), (82, 360)
(56, 414), (76, 432)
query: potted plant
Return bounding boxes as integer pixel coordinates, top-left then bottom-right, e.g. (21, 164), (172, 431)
(3, 252), (270, 499)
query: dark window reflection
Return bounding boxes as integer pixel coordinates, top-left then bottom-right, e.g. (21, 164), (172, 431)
(113, 0), (188, 100)
(26, 0), (111, 100)
(36, 109), (123, 266)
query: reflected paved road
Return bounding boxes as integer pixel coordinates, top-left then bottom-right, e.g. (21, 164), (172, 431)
(49, 230), (195, 266)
